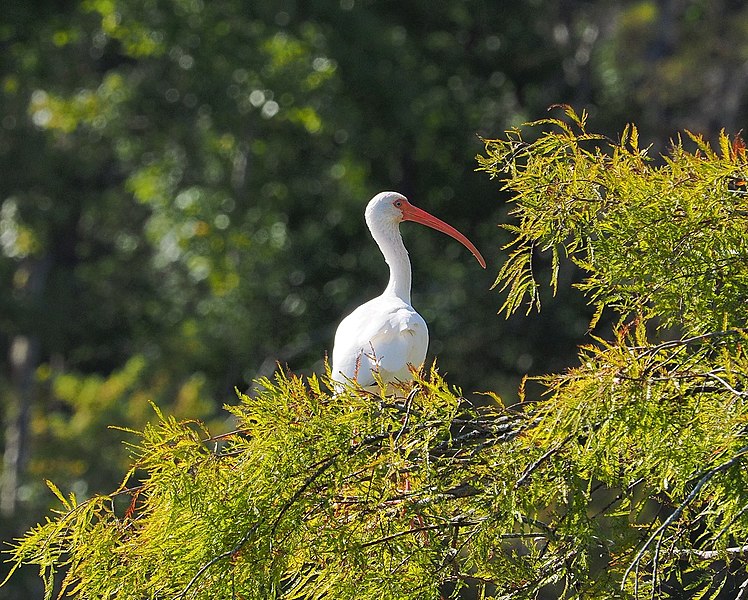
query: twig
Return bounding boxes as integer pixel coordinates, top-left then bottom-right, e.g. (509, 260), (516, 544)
(517, 513), (556, 538)
(590, 477), (645, 520)
(515, 432), (575, 488)
(360, 517), (547, 550)
(704, 371), (746, 398)
(736, 575), (748, 600)
(632, 330), (743, 358)
(359, 518), (482, 549)
(410, 483), (480, 509)
(203, 428), (250, 443)
(712, 502), (748, 545)
(675, 545), (748, 561)
(651, 531), (663, 599)
(429, 415), (531, 458)
(393, 385), (419, 445)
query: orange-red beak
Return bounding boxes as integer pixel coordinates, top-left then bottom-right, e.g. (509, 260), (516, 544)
(400, 200), (486, 269)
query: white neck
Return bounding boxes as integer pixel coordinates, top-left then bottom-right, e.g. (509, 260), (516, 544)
(370, 221), (411, 303)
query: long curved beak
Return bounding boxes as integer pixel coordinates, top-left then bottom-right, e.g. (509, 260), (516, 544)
(400, 200), (486, 268)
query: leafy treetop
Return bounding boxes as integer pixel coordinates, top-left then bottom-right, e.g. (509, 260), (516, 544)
(479, 105), (748, 336)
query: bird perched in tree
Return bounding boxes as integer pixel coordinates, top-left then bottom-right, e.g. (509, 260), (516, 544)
(331, 191), (486, 389)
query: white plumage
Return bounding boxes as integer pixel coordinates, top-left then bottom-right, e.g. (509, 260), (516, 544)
(331, 191), (485, 389)
(332, 294), (428, 387)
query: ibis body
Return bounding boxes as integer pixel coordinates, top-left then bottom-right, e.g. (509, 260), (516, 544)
(331, 191), (485, 389)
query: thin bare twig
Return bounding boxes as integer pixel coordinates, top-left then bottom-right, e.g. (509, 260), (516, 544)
(516, 431), (575, 488)
(590, 477), (645, 520)
(675, 545), (748, 561)
(631, 330), (743, 358)
(704, 371), (747, 398)
(736, 575), (748, 600)
(393, 385), (420, 445)
(359, 517), (483, 549)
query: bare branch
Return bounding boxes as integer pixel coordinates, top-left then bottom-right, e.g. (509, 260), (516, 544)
(358, 516), (484, 549)
(675, 545), (748, 561)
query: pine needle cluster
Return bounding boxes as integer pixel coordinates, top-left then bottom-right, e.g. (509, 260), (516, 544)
(5, 107), (748, 598)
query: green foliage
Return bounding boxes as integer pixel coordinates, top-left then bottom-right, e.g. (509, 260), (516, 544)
(3, 3), (592, 593)
(20, 356), (215, 510)
(2, 8), (584, 586)
(476, 109), (748, 597)
(479, 105), (748, 335)
(9, 336), (748, 597)
(6, 370), (536, 599)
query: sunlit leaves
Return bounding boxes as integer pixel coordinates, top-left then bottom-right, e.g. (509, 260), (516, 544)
(28, 73), (130, 136)
(0, 198), (40, 259)
(7, 99), (748, 599)
(475, 111), (748, 597)
(479, 109), (748, 333)
(83, 0), (166, 58)
(11, 313), (748, 598)
(7, 369), (539, 599)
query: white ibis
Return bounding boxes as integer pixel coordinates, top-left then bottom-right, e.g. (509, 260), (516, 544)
(331, 191), (486, 389)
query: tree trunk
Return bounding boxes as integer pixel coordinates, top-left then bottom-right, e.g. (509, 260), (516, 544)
(1, 256), (49, 517)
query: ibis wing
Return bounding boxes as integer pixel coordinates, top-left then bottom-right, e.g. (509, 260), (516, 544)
(331, 296), (429, 386)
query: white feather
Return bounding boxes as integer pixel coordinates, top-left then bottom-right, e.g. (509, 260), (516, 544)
(331, 294), (428, 387)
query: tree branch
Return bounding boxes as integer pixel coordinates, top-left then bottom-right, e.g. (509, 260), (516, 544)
(675, 545), (748, 561)
(358, 517), (483, 549)
(393, 385), (419, 445)
(515, 431), (575, 488)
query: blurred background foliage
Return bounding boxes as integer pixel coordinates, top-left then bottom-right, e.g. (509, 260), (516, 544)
(2, 0), (748, 596)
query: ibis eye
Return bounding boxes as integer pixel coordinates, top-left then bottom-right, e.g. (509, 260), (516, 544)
(394, 200), (402, 207)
